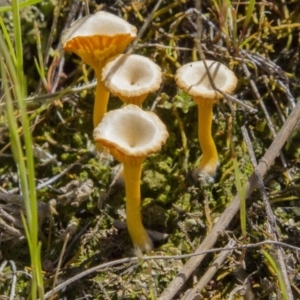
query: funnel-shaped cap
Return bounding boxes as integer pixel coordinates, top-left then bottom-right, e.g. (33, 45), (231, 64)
(93, 104), (168, 162)
(102, 54), (162, 106)
(175, 60), (237, 102)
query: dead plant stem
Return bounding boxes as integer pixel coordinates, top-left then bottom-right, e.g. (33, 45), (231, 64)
(181, 239), (237, 300)
(241, 126), (294, 300)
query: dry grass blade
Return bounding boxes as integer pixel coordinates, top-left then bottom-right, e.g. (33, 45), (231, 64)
(127, 0), (164, 54)
(241, 126), (294, 299)
(241, 62), (292, 181)
(159, 100), (300, 300)
(181, 239), (237, 300)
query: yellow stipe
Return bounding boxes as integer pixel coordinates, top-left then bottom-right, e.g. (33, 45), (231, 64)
(94, 71), (109, 127)
(197, 101), (218, 176)
(123, 161), (152, 256)
(118, 94), (147, 107)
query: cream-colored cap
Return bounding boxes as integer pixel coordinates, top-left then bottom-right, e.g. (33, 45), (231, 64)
(62, 11), (137, 43)
(101, 54), (162, 106)
(93, 104), (168, 161)
(175, 60), (237, 101)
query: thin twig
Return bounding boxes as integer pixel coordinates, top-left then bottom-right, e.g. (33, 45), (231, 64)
(242, 61), (292, 182)
(0, 81), (97, 111)
(262, 75), (286, 124)
(43, 0), (63, 66)
(36, 154), (90, 190)
(8, 260), (17, 300)
(49, 233), (70, 300)
(134, 43), (193, 51)
(53, 221), (91, 266)
(126, 0), (164, 54)
(181, 239), (237, 300)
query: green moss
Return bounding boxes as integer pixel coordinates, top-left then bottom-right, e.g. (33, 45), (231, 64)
(143, 169), (167, 192)
(175, 193), (191, 212)
(72, 132), (84, 147)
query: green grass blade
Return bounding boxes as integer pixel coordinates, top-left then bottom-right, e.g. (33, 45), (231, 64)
(231, 7), (237, 52)
(233, 158), (247, 238)
(0, 61), (24, 169)
(0, 28), (44, 299)
(262, 250), (288, 300)
(243, 0), (255, 32)
(0, 16), (17, 66)
(34, 21), (46, 80)
(12, 0), (25, 96)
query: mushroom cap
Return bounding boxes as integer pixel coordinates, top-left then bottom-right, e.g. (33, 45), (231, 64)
(101, 54), (162, 105)
(62, 11), (137, 69)
(93, 104), (169, 162)
(175, 60), (237, 101)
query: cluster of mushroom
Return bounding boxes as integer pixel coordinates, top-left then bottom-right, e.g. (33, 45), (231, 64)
(62, 11), (237, 255)
(62, 11), (168, 255)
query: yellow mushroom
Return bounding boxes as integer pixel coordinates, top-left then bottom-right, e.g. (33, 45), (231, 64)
(101, 54), (162, 107)
(175, 60), (237, 178)
(62, 11), (137, 127)
(93, 104), (169, 255)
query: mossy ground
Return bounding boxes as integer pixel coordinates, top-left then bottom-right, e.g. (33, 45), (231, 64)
(1, 0), (300, 299)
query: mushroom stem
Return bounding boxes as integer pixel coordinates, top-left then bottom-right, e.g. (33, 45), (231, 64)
(197, 100), (218, 176)
(94, 70), (110, 128)
(123, 159), (152, 255)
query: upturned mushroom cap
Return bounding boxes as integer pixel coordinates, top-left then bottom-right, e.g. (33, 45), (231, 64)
(93, 104), (168, 162)
(175, 60), (237, 102)
(101, 54), (162, 106)
(62, 11), (137, 69)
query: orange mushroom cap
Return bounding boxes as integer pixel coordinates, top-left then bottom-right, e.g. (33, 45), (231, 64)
(62, 11), (137, 70)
